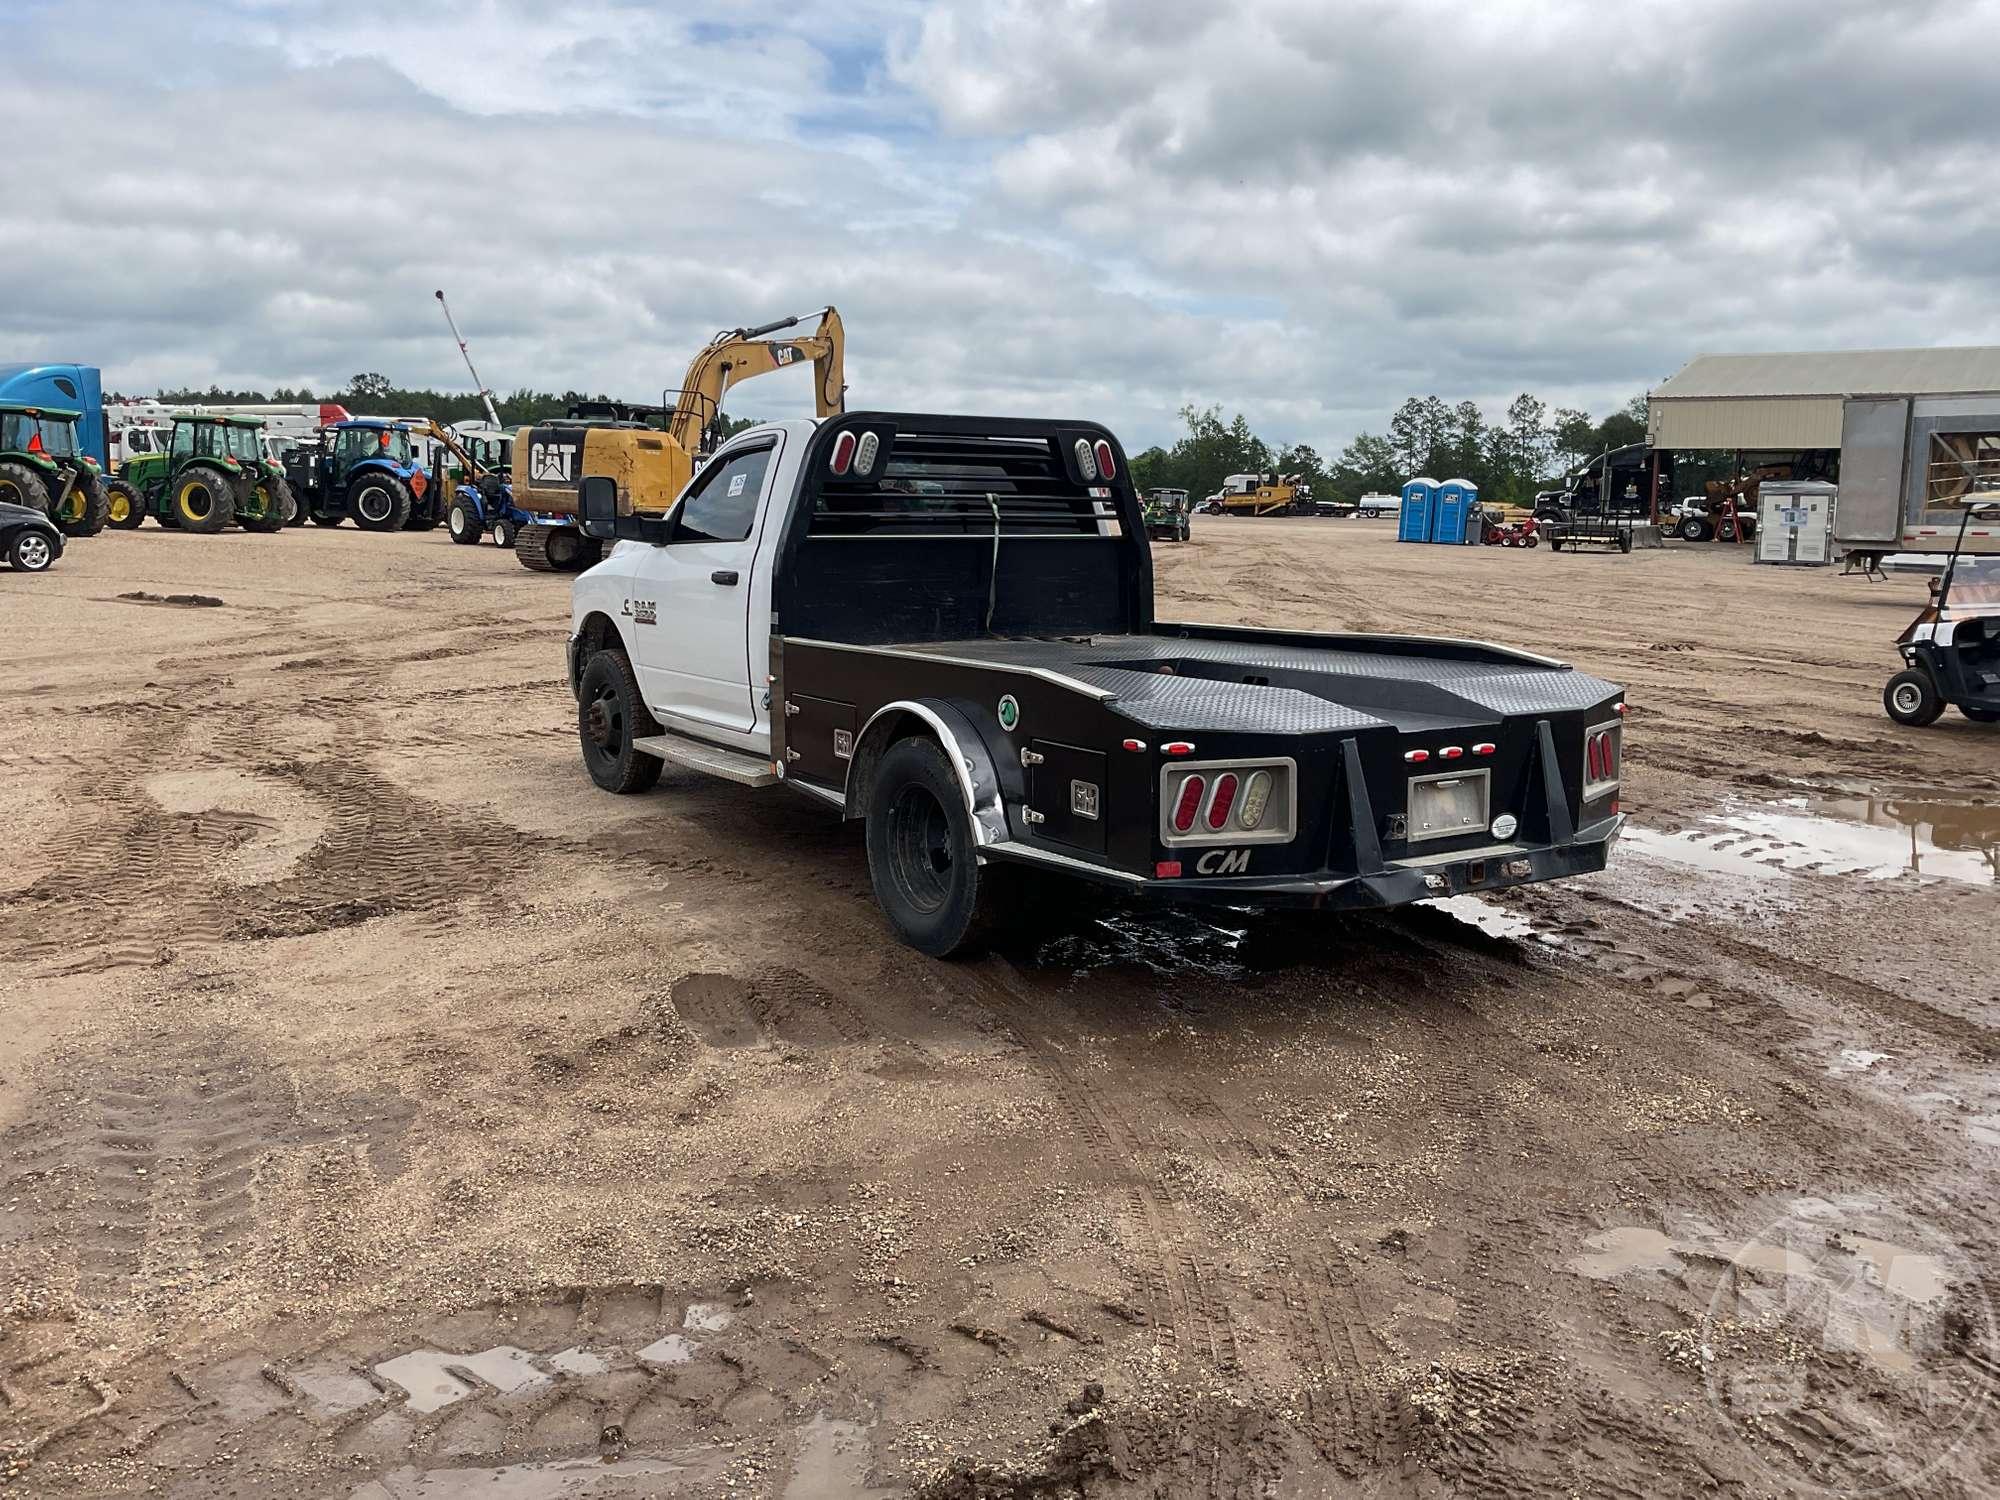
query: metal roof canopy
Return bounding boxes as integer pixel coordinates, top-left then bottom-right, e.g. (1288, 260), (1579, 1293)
(1649, 346), (2000, 452)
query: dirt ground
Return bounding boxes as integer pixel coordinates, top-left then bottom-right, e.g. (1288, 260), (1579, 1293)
(3, 517), (1996, 1499)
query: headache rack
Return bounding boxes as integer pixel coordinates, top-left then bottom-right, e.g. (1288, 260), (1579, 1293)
(810, 430), (1117, 538)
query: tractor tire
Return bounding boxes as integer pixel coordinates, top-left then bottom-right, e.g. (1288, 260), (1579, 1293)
(493, 517), (518, 549)
(0, 460), (51, 518)
(59, 475), (110, 537)
(865, 735), (1025, 958)
(105, 478), (146, 529)
(348, 474), (412, 532)
(1883, 669), (1944, 727)
(237, 474), (291, 533)
(171, 466), (235, 533)
(1617, 529), (1634, 554)
(516, 523), (603, 573)
(447, 497), (484, 545)
(578, 648), (663, 795)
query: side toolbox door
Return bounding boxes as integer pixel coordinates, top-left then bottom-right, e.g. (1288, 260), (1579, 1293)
(627, 435), (783, 734)
(1025, 739), (1107, 854)
(785, 694), (856, 786)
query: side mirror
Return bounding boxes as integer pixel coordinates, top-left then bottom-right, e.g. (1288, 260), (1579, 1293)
(579, 475), (619, 540)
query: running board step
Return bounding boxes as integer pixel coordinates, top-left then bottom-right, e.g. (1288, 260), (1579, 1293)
(631, 733), (778, 786)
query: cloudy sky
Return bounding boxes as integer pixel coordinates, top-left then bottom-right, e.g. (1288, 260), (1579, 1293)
(5, 0), (1996, 454)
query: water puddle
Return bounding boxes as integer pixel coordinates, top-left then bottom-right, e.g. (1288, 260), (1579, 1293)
(374, 1346), (548, 1413)
(1572, 1216), (1956, 1376)
(547, 1347), (609, 1376)
(683, 1301), (733, 1332)
(291, 1363), (380, 1416)
(1628, 790), (2000, 887)
(1828, 1048), (1891, 1075)
(637, 1334), (699, 1366)
(784, 1413), (895, 1499)
(1420, 894), (1558, 944)
(351, 1452), (717, 1499)
(1032, 906), (1252, 980)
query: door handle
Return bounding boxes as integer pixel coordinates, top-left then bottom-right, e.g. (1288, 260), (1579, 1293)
(710, 569), (739, 586)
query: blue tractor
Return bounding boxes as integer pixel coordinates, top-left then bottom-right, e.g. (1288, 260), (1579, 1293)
(282, 419), (446, 531)
(442, 427), (537, 549)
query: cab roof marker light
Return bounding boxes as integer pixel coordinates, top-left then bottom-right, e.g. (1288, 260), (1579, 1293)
(1074, 438), (1098, 482)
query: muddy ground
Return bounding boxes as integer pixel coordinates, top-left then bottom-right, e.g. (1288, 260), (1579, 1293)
(2, 518), (1996, 1499)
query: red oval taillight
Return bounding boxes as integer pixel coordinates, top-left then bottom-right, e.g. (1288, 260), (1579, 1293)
(1093, 439), (1116, 480)
(1172, 774), (1206, 833)
(829, 431), (857, 475)
(1206, 773), (1238, 830)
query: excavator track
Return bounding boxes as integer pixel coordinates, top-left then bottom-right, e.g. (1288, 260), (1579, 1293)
(514, 522), (602, 574)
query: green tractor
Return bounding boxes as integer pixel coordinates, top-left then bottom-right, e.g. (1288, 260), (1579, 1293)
(0, 401), (109, 536)
(108, 413), (295, 534)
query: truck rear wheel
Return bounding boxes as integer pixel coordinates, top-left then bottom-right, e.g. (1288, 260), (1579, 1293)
(578, 648), (663, 794)
(1883, 669), (1944, 727)
(865, 736), (1021, 958)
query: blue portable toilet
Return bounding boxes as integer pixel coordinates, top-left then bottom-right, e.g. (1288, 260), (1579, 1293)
(1433, 478), (1480, 544)
(1397, 477), (1438, 542)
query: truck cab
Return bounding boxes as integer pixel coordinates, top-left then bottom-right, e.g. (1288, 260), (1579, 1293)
(570, 413), (1626, 956)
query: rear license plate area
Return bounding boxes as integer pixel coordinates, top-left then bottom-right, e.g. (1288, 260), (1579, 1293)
(1408, 770), (1489, 843)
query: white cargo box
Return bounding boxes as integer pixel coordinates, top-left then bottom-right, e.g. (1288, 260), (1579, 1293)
(1756, 480), (1836, 566)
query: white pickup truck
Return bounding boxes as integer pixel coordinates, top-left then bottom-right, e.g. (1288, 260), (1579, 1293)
(567, 412), (1626, 956)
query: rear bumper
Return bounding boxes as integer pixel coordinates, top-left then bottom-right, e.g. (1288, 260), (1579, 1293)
(987, 815), (1624, 910)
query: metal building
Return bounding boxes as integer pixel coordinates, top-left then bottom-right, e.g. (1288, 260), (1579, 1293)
(1647, 346), (2000, 559)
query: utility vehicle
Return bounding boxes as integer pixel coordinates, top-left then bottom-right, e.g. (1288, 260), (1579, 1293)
(1884, 500), (2000, 727)
(1143, 488), (1192, 543)
(566, 413), (1628, 957)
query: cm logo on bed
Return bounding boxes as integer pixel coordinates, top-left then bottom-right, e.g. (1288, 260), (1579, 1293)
(1195, 848), (1251, 875)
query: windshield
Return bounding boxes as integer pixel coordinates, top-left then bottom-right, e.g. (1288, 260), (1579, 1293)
(225, 425), (262, 461)
(1, 412), (75, 456)
(1942, 554), (2000, 618)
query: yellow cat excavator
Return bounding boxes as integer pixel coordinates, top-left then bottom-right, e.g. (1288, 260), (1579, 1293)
(510, 307), (846, 571)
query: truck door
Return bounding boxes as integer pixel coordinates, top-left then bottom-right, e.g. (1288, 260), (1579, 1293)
(629, 435), (782, 736)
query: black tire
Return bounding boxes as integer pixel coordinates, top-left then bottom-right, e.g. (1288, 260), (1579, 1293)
(1884, 669), (1944, 727)
(347, 472), (412, 532)
(106, 478), (146, 529)
(493, 517), (517, 549)
(1618, 529), (1634, 554)
(1523, 534), (1539, 548)
(1676, 515), (1704, 542)
(237, 473), (290, 533)
(170, 465), (235, 533)
(577, 649), (663, 794)
(1549, 536), (1564, 551)
(864, 736), (1022, 958)
(8, 527), (58, 571)
(447, 497), (484, 545)
(1959, 706), (2000, 723)
(56, 473), (109, 536)
(309, 511), (343, 527)
(0, 460), (52, 517)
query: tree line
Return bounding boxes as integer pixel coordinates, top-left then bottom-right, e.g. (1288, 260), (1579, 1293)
(1130, 394), (1651, 508)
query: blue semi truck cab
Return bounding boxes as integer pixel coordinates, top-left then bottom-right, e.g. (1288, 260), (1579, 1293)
(0, 365), (105, 464)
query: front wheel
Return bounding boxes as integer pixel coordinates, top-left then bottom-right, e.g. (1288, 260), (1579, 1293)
(1677, 516), (1708, 542)
(1884, 669), (1944, 727)
(348, 473), (412, 532)
(1523, 534), (1540, 548)
(864, 736), (1021, 958)
(172, 467), (235, 533)
(578, 649), (663, 794)
(105, 478), (146, 529)
(9, 528), (57, 571)
(493, 517), (518, 549)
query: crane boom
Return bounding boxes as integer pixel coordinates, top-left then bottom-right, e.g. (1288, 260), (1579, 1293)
(434, 289), (502, 429)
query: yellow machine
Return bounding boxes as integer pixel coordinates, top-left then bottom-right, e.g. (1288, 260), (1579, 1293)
(1200, 471), (1313, 517)
(511, 307), (846, 520)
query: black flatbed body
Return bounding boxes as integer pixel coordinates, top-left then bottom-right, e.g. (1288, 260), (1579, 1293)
(775, 616), (1624, 909)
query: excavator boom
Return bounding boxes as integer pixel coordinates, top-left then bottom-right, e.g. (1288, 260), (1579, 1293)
(669, 306), (844, 457)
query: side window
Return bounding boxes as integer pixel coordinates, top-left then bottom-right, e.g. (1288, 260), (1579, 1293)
(673, 444), (774, 544)
(54, 377), (78, 400)
(171, 424), (192, 459)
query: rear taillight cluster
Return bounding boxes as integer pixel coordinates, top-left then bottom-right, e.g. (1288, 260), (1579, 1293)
(1074, 437), (1117, 482)
(1161, 761), (1292, 845)
(828, 429), (881, 477)
(1583, 722), (1621, 796)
